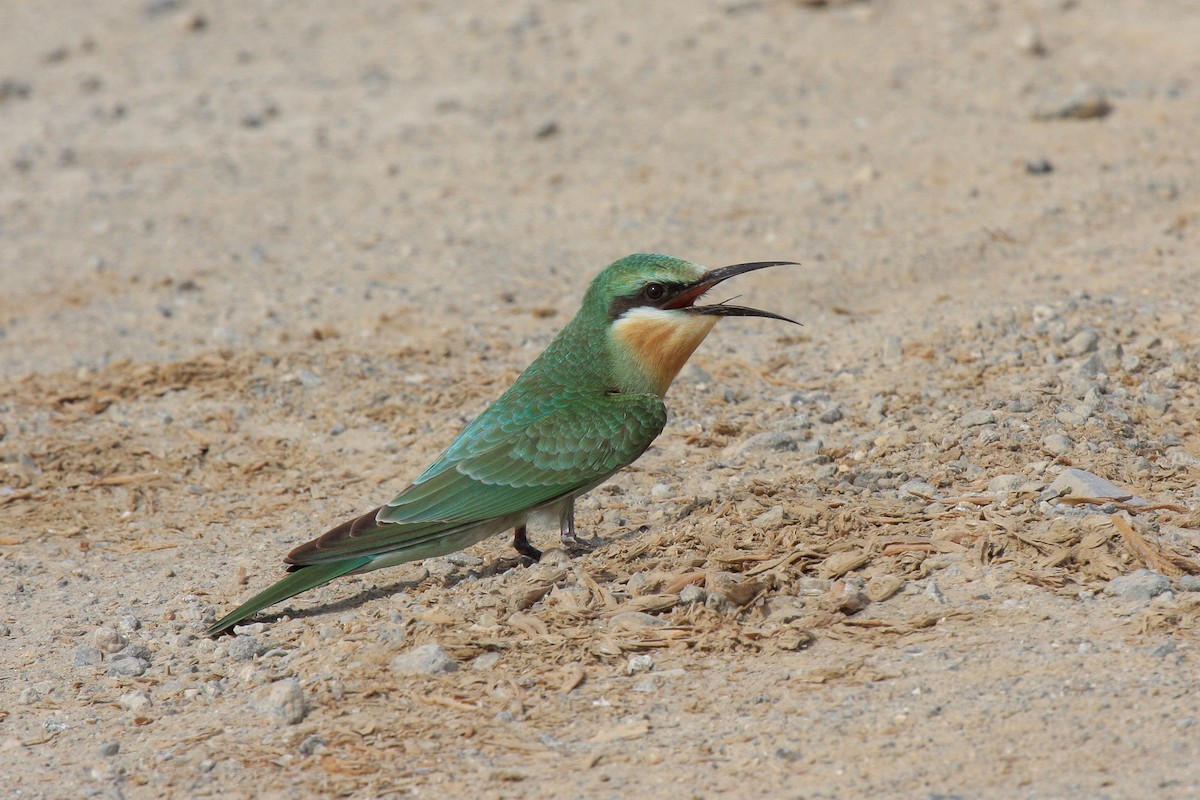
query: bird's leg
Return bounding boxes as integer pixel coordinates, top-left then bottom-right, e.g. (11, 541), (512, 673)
(559, 499), (594, 551)
(512, 524), (542, 561)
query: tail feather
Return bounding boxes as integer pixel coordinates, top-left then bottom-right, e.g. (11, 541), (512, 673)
(206, 557), (373, 636)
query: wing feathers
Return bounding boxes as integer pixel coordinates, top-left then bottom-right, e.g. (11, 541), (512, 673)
(284, 390), (666, 565)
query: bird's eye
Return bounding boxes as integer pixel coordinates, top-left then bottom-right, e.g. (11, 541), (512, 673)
(643, 282), (666, 301)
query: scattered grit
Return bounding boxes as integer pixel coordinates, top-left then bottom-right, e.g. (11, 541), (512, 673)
(3, 288), (1199, 796)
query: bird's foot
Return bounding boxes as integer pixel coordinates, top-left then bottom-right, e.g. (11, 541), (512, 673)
(560, 531), (595, 553)
(512, 526), (542, 562)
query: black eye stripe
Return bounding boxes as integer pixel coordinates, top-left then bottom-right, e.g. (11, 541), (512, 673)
(607, 281), (688, 319)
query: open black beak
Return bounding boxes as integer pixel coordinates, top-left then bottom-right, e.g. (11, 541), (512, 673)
(663, 261), (801, 324)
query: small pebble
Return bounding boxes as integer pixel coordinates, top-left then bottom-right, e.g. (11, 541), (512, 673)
(1014, 24), (1046, 56)
(1042, 433), (1074, 456)
(227, 636), (264, 662)
(258, 678), (308, 725)
(107, 657), (149, 678)
(797, 577), (831, 596)
(835, 580), (869, 614)
(390, 643), (459, 675)
(865, 395), (887, 425)
(1075, 351), (1105, 378)
(296, 368), (323, 388)
(93, 626), (127, 654)
(923, 579), (947, 604)
(19, 682), (54, 705)
(1145, 393), (1169, 413)
(298, 735), (326, 756)
(1177, 575), (1200, 592)
(425, 558), (457, 580)
(1105, 569), (1170, 601)
(959, 409), (996, 428)
(881, 336), (903, 365)
(626, 654), (654, 675)
(1033, 83), (1112, 120)
(73, 646), (104, 667)
(865, 575), (904, 602)
(1025, 158), (1053, 175)
(118, 643), (152, 662)
(472, 652), (502, 670)
(1152, 641), (1177, 659)
(752, 506), (785, 528)
(446, 552), (483, 567)
(118, 691), (152, 712)
(899, 480), (937, 499)
(98, 742), (120, 757)
(1065, 329), (1099, 356)
(987, 474), (1044, 495)
(733, 431), (798, 455)
(677, 585), (707, 605)
(817, 405), (844, 424)
(1048, 468), (1144, 505)
(1055, 406), (1091, 427)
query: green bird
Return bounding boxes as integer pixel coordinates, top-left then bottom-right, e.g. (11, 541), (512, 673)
(207, 254), (798, 636)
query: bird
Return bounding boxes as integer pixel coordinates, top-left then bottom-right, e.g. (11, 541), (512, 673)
(206, 253), (798, 635)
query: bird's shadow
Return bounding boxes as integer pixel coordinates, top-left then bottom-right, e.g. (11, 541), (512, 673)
(243, 552), (535, 626)
(229, 528), (644, 629)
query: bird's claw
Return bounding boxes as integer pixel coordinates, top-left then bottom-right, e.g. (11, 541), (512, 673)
(560, 531), (595, 553)
(514, 540), (543, 562)
(512, 526), (542, 562)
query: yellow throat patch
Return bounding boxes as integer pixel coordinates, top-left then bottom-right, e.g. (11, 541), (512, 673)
(612, 307), (718, 396)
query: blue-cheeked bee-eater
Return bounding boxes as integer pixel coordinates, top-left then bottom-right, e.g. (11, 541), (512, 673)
(207, 254), (798, 635)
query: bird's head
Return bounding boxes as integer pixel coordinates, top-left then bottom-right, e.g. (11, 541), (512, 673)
(586, 254), (799, 396)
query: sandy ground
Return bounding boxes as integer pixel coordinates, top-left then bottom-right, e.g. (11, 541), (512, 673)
(3, 1), (1200, 797)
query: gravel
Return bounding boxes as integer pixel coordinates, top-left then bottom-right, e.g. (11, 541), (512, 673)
(817, 405), (844, 424)
(1065, 329), (1099, 356)
(118, 691), (152, 712)
(1178, 575), (1200, 592)
(256, 678), (308, 725)
(959, 409), (996, 428)
(1033, 84), (1113, 120)
(73, 647), (104, 667)
(226, 636), (265, 662)
(390, 643), (459, 675)
(1105, 570), (1171, 601)
(626, 655), (654, 675)
(1042, 433), (1074, 456)
(93, 626), (127, 653)
(1048, 468), (1144, 505)
(923, 579), (948, 604)
(106, 658), (150, 678)
(733, 431), (799, 454)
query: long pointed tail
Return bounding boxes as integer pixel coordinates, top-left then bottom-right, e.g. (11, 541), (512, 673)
(206, 557), (373, 636)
